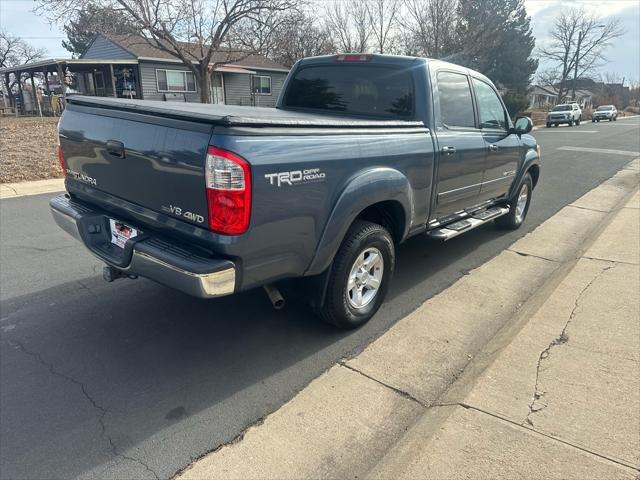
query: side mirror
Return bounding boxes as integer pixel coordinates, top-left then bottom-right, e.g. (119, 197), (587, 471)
(513, 115), (533, 135)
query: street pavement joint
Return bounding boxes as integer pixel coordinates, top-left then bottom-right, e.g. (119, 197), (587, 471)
(433, 402), (640, 473)
(506, 249), (559, 263)
(523, 263), (616, 429)
(338, 362), (429, 408)
(3, 338), (160, 480)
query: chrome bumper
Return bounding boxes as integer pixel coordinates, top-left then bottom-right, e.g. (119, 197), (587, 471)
(50, 195), (236, 298)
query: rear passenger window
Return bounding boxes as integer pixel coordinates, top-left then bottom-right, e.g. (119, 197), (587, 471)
(472, 78), (507, 130)
(437, 71), (475, 128)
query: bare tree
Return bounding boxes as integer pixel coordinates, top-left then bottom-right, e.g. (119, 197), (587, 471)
(1, 30), (47, 103)
(538, 7), (624, 102)
(535, 68), (561, 87)
(36, 0), (296, 103)
(403, 0), (457, 58)
(366, 0), (401, 54)
(271, 12), (335, 67)
(325, 0), (370, 53)
(1, 30), (47, 68)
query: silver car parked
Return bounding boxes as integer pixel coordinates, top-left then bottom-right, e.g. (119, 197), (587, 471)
(592, 105), (618, 122)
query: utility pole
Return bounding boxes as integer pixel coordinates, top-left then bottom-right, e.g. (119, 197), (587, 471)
(572, 30), (583, 101)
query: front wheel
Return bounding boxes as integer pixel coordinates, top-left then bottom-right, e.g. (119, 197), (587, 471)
(568, 119), (574, 126)
(576, 116), (581, 125)
(496, 173), (533, 230)
(317, 220), (395, 329)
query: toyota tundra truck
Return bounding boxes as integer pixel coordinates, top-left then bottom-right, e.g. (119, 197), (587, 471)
(51, 54), (540, 328)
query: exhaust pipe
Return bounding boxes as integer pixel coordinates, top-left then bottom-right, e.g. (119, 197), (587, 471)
(264, 284), (286, 310)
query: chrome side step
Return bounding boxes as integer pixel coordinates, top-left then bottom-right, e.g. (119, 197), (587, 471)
(427, 206), (510, 241)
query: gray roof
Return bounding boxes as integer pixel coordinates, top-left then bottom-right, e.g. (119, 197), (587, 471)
(530, 85), (557, 96)
(89, 34), (289, 72)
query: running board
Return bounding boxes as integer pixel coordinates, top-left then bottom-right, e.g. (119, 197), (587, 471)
(427, 206), (510, 241)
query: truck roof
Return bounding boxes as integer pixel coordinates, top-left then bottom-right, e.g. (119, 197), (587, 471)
(296, 54), (493, 85)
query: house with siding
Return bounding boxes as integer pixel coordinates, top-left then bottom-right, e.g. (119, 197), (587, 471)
(78, 33), (289, 107)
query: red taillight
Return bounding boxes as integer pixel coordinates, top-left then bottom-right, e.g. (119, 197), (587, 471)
(335, 54), (371, 62)
(205, 146), (251, 235)
(58, 143), (66, 175)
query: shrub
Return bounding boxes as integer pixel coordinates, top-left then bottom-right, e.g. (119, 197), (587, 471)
(502, 93), (530, 117)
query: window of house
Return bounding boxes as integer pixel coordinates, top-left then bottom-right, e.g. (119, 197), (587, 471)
(437, 71), (475, 128)
(252, 75), (271, 95)
(472, 78), (507, 130)
(156, 69), (197, 92)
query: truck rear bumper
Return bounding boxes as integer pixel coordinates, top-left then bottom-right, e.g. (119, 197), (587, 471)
(50, 194), (236, 298)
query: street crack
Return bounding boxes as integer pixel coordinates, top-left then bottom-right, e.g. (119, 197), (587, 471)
(523, 264), (615, 427)
(5, 339), (160, 479)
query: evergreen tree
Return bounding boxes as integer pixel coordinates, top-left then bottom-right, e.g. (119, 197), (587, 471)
(454, 0), (537, 94)
(62, 5), (138, 57)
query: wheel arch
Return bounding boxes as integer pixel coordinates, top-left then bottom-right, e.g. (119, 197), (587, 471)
(304, 168), (413, 276)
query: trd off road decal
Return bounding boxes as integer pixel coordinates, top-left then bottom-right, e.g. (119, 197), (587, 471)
(265, 168), (326, 187)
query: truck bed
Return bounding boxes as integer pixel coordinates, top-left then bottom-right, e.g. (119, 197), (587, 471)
(66, 96), (426, 128)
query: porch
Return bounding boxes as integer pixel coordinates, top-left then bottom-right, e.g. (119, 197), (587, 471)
(1, 58), (140, 116)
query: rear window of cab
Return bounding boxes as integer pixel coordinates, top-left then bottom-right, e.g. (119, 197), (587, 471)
(282, 65), (415, 119)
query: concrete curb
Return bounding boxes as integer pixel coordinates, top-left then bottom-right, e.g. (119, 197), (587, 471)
(177, 159), (639, 479)
(0, 178), (65, 199)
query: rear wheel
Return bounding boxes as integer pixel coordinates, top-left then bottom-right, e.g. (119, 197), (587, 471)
(546, 122), (551, 128)
(317, 220), (395, 329)
(496, 173), (533, 230)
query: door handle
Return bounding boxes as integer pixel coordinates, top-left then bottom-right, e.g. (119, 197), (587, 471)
(106, 140), (125, 158)
(441, 146), (457, 155)
(488, 144), (499, 152)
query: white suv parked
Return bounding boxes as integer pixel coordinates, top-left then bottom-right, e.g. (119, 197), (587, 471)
(546, 103), (582, 127)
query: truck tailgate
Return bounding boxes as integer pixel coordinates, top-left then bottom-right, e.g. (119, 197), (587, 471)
(59, 103), (212, 227)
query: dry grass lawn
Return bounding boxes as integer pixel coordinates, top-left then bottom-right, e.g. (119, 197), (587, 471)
(0, 116), (62, 183)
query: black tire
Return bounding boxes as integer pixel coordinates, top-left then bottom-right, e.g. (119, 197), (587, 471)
(568, 119), (573, 126)
(576, 116), (581, 125)
(554, 123), (558, 127)
(592, 119), (595, 123)
(496, 173), (533, 230)
(613, 116), (617, 121)
(609, 118), (613, 122)
(317, 220), (395, 329)
(546, 122), (551, 128)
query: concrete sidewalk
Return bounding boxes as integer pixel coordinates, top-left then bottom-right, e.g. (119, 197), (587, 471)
(178, 161), (639, 480)
(0, 178), (65, 199)
(370, 190), (640, 479)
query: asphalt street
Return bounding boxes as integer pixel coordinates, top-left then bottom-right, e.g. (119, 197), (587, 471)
(1, 117), (639, 480)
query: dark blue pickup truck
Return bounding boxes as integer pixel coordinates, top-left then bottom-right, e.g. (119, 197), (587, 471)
(51, 54), (540, 328)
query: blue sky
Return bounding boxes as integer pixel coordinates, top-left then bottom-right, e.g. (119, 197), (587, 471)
(1, 0), (639, 82)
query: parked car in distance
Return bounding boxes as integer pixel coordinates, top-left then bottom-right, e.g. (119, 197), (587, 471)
(592, 105), (618, 122)
(51, 54), (540, 329)
(546, 103), (582, 127)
